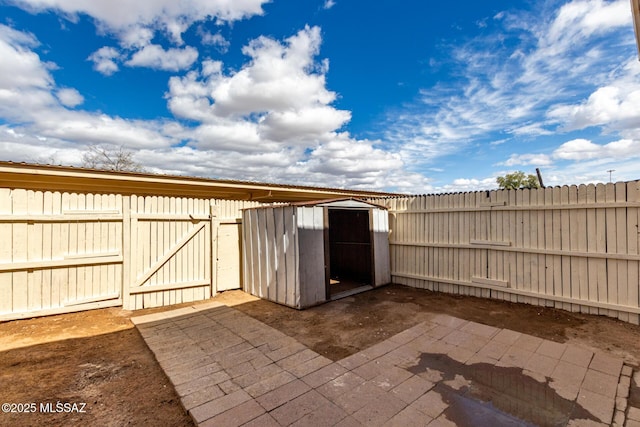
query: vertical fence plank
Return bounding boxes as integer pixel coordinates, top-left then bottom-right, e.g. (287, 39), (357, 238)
(451, 194), (458, 294)
(427, 196), (435, 291)
(12, 189), (28, 312)
(77, 193), (88, 302)
(26, 191), (43, 310)
(110, 194), (121, 299)
(122, 196), (131, 309)
(627, 181), (640, 324)
(97, 195), (107, 298)
(522, 189), (532, 305)
(616, 182), (628, 322)
(0, 189), (13, 313)
(50, 191), (63, 308)
(559, 186), (572, 312)
(551, 187), (562, 310)
(162, 197), (171, 303)
(479, 193), (488, 298)
(142, 196), (152, 308)
(528, 189), (539, 307)
(41, 191), (53, 310)
(489, 191), (498, 298)
(468, 193), (476, 296)
(61, 192), (72, 305)
(134, 195), (144, 309)
(568, 185), (579, 312)
(605, 183), (618, 318)
(168, 197), (177, 304)
(544, 187), (554, 307)
(585, 185), (598, 314)
(594, 184), (608, 316)
(149, 196), (159, 307)
(535, 188), (545, 307)
(417, 196), (426, 290)
(461, 193), (470, 293)
(575, 185), (588, 314)
(84, 193), (95, 299)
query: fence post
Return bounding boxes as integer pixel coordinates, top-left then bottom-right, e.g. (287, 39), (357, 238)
(210, 202), (220, 297)
(121, 195), (131, 310)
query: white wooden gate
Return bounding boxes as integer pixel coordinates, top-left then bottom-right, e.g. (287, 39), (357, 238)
(125, 196), (213, 310)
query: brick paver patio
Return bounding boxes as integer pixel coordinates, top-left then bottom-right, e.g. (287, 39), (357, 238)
(132, 301), (636, 426)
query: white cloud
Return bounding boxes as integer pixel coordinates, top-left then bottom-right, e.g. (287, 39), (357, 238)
(0, 25), (179, 154)
(499, 153), (552, 167)
(119, 26), (155, 49)
(541, 0), (630, 54)
(10, 0), (269, 73)
(260, 107), (351, 141)
(198, 28), (230, 52)
(90, 41), (199, 75)
(162, 26), (429, 190)
(0, 25), (51, 90)
(0, 25), (57, 122)
(87, 46), (121, 75)
(437, 177), (497, 193)
(547, 60), (640, 132)
(209, 27), (335, 117)
(55, 88), (84, 107)
(35, 111), (178, 148)
(308, 137), (403, 176)
(483, 136), (640, 189)
(8, 0), (269, 42)
(553, 138), (640, 161)
(166, 26), (344, 139)
(323, 0), (336, 10)
(126, 44), (199, 71)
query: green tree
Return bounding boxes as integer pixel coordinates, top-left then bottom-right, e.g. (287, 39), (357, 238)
(496, 171), (540, 190)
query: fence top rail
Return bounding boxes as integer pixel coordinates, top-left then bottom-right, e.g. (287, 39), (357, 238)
(388, 201), (640, 213)
(0, 161), (398, 202)
(370, 179), (640, 200)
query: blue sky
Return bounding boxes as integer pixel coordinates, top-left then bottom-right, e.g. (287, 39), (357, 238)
(0, 0), (638, 192)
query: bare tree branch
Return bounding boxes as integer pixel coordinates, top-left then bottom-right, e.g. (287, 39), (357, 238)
(81, 145), (146, 173)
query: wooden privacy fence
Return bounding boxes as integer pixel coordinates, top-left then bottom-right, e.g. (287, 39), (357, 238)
(0, 188), (260, 320)
(371, 180), (640, 325)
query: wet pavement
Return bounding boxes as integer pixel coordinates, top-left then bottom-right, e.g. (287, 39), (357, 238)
(132, 301), (637, 426)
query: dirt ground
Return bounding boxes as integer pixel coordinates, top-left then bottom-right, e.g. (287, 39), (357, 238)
(1, 284), (639, 426)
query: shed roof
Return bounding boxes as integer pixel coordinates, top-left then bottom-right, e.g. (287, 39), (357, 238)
(243, 197), (387, 210)
(0, 162), (400, 202)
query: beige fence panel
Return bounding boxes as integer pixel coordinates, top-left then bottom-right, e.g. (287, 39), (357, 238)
(0, 189), (123, 320)
(0, 190), (267, 318)
(372, 181), (640, 325)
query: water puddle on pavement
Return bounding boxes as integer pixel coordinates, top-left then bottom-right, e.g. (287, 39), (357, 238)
(406, 352), (597, 427)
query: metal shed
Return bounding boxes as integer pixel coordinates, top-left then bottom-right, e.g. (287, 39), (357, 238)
(242, 198), (391, 309)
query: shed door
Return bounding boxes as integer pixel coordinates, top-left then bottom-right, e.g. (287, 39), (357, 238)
(328, 209), (372, 284)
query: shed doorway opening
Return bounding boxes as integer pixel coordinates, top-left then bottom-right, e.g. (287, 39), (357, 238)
(327, 208), (373, 300)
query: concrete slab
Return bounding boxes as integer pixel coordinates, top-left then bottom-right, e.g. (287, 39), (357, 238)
(134, 302), (630, 426)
